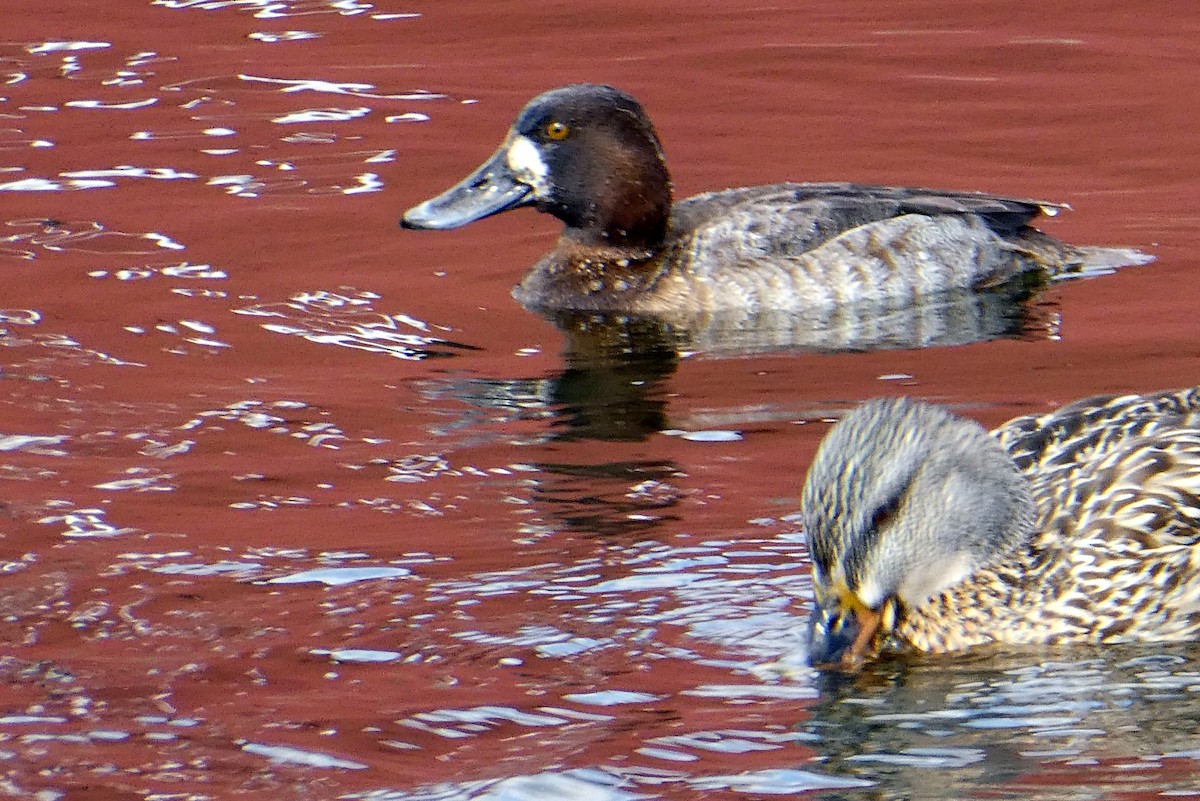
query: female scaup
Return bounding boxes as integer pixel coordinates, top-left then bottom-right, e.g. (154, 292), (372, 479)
(402, 84), (1151, 315)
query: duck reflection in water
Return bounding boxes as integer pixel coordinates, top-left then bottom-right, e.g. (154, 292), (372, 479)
(415, 314), (681, 443)
(794, 647), (1200, 800)
(402, 83), (1151, 339)
(416, 282), (1057, 448)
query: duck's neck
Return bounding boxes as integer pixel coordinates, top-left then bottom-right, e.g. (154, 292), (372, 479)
(559, 226), (662, 262)
(559, 149), (673, 255)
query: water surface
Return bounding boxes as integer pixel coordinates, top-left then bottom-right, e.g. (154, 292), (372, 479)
(2, 1), (1199, 798)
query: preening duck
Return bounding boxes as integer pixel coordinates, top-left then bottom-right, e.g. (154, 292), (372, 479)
(802, 388), (1200, 669)
(402, 83), (1152, 315)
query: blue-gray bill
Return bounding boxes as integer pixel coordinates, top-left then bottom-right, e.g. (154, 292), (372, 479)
(401, 145), (534, 230)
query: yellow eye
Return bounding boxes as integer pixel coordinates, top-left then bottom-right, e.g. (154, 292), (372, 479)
(545, 121), (570, 141)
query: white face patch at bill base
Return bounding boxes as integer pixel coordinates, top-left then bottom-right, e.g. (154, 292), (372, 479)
(505, 135), (549, 195)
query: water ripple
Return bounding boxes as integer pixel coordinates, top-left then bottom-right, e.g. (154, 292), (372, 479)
(690, 767), (874, 793)
(265, 566), (411, 585)
(242, 741), (367, 770)
(235, 289), (478, 360)
(349, 770), (646, 801)
(0, 218), (183, 258)
(152, 0), (410, 21)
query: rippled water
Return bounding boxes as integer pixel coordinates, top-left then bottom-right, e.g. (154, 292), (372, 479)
(3, 1), (1200, 799)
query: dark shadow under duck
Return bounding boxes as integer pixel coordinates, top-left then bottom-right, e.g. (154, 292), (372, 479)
(401, 83), (1152, 317)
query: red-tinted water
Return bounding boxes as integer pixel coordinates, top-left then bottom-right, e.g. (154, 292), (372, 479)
(3, 1), (1199, 799)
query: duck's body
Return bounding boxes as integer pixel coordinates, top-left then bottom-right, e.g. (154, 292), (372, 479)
(515, 183), (1096, 316)
(802, 388), (1200, 669)
(402, 84), (1151, 315)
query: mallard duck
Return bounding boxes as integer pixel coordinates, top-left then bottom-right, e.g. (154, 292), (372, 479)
(402, 84), (1152, 315)
(802, 387), (1200, 669)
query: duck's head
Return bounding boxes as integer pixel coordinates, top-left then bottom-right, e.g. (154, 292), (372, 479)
(402, 84), (673, 252)
(800, 397), (1036, 670)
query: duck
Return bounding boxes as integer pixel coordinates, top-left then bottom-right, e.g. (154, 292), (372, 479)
(801, 387), (1200, 670)
(401, 83), (1152, 316)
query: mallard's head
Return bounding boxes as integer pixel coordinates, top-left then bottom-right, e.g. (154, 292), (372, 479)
(801, 397), (1035, 669)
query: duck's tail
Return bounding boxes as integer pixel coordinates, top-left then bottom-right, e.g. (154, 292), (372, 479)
(1010, 228), (1155, 282)
(1055, 244), (1156, 281)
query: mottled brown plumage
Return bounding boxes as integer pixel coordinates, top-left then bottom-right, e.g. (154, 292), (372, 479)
(803, 388), (1200, 668)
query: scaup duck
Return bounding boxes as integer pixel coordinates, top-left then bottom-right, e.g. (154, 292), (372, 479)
(802, 387), (1200, 670)
(402, 84), (1152, 315)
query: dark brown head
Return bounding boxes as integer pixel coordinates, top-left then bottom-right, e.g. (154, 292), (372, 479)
(402, 84), (673, 252)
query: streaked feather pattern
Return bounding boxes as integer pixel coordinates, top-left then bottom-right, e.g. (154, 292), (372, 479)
(804, 387), (1200, 660)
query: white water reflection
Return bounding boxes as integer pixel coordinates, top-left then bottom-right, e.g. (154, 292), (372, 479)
(26, 41), (111, 54)
(63, 98), (158, 109)
(249, 30), (322, 43)
(240, 73), (444, 101)
(243, 741), (368, 769)
(347, 770), (646, 801)
(266, 566), (411, 585)
(0, 177), (114, 191)
(234, 289), (476, 360)
(153, 0), (396, 20)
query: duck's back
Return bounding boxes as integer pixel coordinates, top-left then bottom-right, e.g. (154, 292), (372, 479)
(653, 182), (1148, 314)
(669, 182), (1052, 251)
(995, 387), (1200, 474)
(997, 387), (1200, 549)
(902, 387), (1200, 652)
